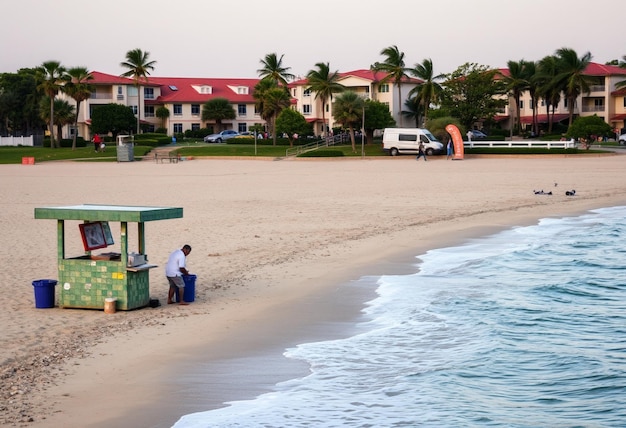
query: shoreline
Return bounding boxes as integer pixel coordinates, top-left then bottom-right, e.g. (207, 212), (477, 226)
(1, 156), (625, 427)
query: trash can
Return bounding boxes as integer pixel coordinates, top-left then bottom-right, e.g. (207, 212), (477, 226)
(32, 279), (57, 308)
(116, 135), (134, 162)
(175, 274), (196, 303)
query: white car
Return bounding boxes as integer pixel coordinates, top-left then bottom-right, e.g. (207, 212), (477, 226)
(619, 133), (626, 145)
(203, 130), (239, 143)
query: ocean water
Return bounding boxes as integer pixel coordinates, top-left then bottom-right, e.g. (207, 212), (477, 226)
(174, 206), (626, 428)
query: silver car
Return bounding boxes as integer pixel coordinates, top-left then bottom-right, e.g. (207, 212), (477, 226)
(203, 130), (240, 143)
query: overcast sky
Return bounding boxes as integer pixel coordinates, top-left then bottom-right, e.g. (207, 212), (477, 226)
(2, 0), (623, 79)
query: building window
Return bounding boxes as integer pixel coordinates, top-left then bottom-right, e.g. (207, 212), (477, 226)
(173, 104), (183, 116)
(238, 104), (247, 116)
(623, 97), (626, 108)
(237, 87), (248, 94)
(303, 104), (311, 114)
(145, 105), (155, 117)
(117, 86), (124, 100)
(379, 84), (389, 93)
(173, 123), (183, 133)
(130, 105), (138, 115)
(144, 88), (154, 99)
(191, 104), (200, 115)
(238, 123), (247, 133)
(519, 100), (524, 109)
(293, 89), (297, 97)
(303, 89), (311, 97)
(191, 123), (200, 131)
(128, 86), (137, 96)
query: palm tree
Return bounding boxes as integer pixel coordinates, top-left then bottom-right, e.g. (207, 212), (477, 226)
(253, 79), (291, 145)
(155, 106), (170, 130)
(502, 60), (531, 135)
(333, 91), (365, 152)
(614, 55), (626, 89)
(407, 58), (444, 126)
(40, 97), (75, 145)
(37, 60), (66, 148)
(120, 48), (156, 134)
(402, 96), (422, 128)
(371, 45), (409, 127)
(262, 87), (291, 146)
(253, 78), (276, 126)
(63, 67), (93, 150)
(535, 55), (561, 133)
(553, 47), (593, 127)
(257, 53), (295, 86)
(524, 61), (539, 136)
(306, 62), (345, 138)
(201, 98), (236, 132)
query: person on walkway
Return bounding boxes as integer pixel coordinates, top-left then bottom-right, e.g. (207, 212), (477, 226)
(466, 130), (473, 143)
(416, 141), (427, 162)
(166, 244), (192, 305)
(92, 134), (102, 152)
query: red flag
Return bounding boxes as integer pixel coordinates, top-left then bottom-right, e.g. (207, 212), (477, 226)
(445, 124), (465, 160)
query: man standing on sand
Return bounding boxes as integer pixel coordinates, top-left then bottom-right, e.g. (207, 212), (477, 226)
(166, 244), (192, 305)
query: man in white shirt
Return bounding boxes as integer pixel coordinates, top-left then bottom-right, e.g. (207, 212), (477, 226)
(166, 244), (192, 305)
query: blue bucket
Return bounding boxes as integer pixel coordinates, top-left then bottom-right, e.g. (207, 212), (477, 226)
(175, 274), (196, 303)
(32, 279), (57, 308)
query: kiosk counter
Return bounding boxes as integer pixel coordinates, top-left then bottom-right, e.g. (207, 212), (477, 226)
(34, 204), (183, 310)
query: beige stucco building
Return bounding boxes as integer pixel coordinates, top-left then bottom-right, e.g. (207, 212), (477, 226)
(59, 63), (626, 141)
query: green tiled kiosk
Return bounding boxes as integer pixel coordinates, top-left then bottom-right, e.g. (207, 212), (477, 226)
(34, 204), (183, 310)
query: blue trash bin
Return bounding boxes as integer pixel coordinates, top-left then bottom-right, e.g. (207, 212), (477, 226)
(32, 279), (57, 308)
(175, 274), (196, 303)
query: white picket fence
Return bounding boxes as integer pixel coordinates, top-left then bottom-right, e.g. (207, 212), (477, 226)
(465, 139), (578, 149)
(0, 136), (34, 146)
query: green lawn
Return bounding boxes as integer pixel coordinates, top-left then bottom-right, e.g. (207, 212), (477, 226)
(0, 145), (154, 164)
(174, 141), (388, 158)
(0, 140), (615, 164)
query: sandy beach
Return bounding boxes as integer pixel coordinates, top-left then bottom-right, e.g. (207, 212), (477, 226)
(2, 152), (626, 427)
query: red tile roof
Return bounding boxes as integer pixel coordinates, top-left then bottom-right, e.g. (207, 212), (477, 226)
(290, 69), (422, 86)
(90, 71), (137, 85)
(520, 113), (569, 124)
(497, 63), (626, 78)
(89, 71), (260, 104)
(147, 76), (260, 104)
(583, 62), (626, 76)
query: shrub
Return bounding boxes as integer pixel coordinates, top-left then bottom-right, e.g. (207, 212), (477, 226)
(299, 150), (344, 157)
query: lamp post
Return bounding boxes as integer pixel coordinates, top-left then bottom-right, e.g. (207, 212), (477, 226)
(254, 129), (258, 156)
(361, 107), (365, 158)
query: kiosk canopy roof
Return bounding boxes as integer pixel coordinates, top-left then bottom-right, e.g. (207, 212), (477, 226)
(34, 204), (183, 222)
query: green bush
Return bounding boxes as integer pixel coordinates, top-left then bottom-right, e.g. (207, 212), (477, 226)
(299, 150), (344, 157)
(133, 133), (172, 146)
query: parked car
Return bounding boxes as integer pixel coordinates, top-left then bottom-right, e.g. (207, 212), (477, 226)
(470, 130), (488, 139)
(619, 133), (626, 145)
(203, 130), (239, 143)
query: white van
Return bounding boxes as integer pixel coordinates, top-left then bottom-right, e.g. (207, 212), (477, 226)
(382, 128), (444, 156)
